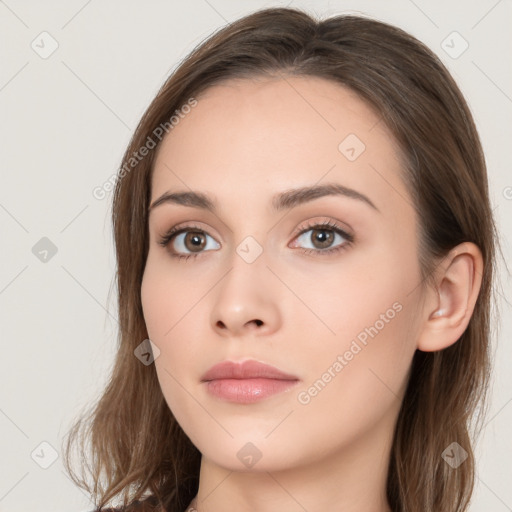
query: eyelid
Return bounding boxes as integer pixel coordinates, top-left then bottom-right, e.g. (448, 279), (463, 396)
(161, 221), (219, 241)
(292, 217), (353, 239)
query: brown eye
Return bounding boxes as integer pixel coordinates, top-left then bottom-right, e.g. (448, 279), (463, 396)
(309, 228), (335, 249)
(158, 226), (221, 259)
(182, 231), (207, 252)
(295, 226), (348, 252)
(290, 220), (354, 257)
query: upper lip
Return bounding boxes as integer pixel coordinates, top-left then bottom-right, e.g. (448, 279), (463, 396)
(201, 359), (299, 382)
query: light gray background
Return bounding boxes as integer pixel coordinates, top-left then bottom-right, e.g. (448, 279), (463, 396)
(0, 1), (511, 511)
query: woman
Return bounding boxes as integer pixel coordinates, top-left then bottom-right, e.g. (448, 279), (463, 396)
(63, 6), (499, 512)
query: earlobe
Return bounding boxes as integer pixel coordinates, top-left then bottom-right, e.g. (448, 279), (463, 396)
(417, 242), (483, 352)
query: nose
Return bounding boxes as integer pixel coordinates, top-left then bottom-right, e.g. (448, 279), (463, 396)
(215, 317), (264, 332)
(210, 260), (281, 338)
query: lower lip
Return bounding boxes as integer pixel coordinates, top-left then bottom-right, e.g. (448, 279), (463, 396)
(204, 378), (299, 403)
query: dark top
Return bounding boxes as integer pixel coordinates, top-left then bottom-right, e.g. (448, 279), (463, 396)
(94, 495), (169, 512)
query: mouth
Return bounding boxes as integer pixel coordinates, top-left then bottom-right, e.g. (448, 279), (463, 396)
(201, 359), (300, 404)
(204, 377), (300, 404)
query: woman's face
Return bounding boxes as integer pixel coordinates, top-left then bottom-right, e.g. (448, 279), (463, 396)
(141, 76), (424, 472)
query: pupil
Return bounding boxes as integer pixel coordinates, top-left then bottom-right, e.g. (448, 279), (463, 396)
(314, 229), (333, 248)
(186, 232), (205, 251)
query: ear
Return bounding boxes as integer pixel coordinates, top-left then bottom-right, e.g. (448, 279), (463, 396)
(417, 242), (484, 352)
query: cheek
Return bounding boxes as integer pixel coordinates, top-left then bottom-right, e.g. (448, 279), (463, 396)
(141, 262), (202, 429)
(290, 297), (418, 455)
(141, 253), (205, 382)
(278, 238), (418, 342)
(141, 274), (169, 343)
(290, 240), (420, 403)
(140, 252), (198, 340)
(141, 269), (194, 381)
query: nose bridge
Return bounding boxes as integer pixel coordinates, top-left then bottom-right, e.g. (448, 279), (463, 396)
(231, 228), (274, 285)
(209, 235), (280, 336)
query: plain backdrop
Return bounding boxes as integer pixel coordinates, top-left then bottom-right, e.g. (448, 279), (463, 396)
(0, 1), (511, 511)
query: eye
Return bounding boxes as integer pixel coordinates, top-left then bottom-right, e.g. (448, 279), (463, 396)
(290, 220), (353, 256)
(157, 219), (354, 261)
(157, 223), (220, 260)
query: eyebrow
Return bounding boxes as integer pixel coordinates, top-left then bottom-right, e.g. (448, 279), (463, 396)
(148, 182), (379, 215)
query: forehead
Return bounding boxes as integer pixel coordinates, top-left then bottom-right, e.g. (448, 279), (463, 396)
(151, 76), (408, 218)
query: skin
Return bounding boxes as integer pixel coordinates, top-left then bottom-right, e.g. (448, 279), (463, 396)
(140, 76), (483, 512)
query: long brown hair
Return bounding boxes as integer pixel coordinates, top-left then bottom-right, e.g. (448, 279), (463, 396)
(62, 7), (501, 512)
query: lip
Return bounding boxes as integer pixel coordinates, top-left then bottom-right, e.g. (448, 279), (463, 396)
(201, 360), (300, 404)
(201, 359), (298, 381)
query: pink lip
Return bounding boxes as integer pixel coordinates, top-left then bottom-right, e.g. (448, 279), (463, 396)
(201, 360), (300, 404)
(201, 359), (298, 381)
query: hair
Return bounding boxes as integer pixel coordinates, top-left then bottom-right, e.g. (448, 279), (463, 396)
(62, 6), (502, 512)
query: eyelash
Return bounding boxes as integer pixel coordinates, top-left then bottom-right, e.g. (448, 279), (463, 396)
(157, 220), (354, 261)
